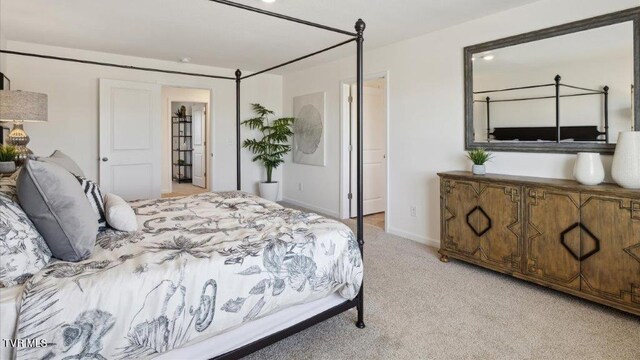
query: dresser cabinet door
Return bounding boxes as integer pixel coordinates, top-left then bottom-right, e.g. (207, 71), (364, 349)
(579, 194), (640, 308)
(441, 179), (481, 258)
(478, 183), (522, 272)
(524, 187), (581, 290)
(441, 178), (522, 271)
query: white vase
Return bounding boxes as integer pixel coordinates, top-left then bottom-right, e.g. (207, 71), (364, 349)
(258, 182), (279, 202)
(573, 152), (604, 186)
(611, 131), (640, 189)
(472, 164), (486, 175)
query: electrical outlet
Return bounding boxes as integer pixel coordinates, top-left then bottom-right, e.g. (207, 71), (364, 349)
(410, 206), (417, 217)
(298, 183), (303, 191)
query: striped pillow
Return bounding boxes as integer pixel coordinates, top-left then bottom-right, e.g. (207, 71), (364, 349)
(75, 176), (107, 231)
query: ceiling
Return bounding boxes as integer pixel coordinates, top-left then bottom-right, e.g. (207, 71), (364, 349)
(0, 0), (540, 74)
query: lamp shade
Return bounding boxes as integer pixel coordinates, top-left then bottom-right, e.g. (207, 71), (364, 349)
(0, 90), (48, 122)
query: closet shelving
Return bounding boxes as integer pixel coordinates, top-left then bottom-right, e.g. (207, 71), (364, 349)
(172, 114), (193, 183)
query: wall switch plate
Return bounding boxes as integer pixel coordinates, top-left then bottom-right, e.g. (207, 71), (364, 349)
(410, 206), (417, 217)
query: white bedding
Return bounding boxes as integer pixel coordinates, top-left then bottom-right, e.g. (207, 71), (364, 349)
(1, 288), (346, 360)
(158, 292), (346, 359)
(10, 192), (363, 359)
(1, 284), (23, 360)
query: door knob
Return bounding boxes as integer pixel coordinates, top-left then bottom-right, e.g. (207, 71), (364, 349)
(102, 157), (109, 162)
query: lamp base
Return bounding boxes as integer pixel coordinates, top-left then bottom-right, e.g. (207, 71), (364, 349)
(6, 122), (32, 165)
(12, 146), (32, 165)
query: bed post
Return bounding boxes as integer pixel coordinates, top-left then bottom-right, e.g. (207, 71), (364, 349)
(236, 69), (242, 191)
(603, 85), (609, 143)
(486, 96), (491, 142)
(554, 74), (561, 143)
(355, 18), (366, 330)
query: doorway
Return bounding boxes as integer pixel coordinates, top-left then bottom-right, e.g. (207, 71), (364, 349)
(341, 74), (388, 231)
(162, 87), (211, 198)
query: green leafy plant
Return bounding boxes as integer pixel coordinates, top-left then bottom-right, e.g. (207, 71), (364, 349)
(466, 148), (493, 165)
(242, 104), (295, 183)
(0, 144), (18, 162)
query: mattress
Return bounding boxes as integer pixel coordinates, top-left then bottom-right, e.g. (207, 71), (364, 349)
(157, 292), (346, 359)
(0, 288), (345, 360)
(0, 284), (23, 360)
(8, 192), (363, 359)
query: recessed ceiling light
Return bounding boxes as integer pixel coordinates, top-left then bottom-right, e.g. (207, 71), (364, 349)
(262, 0), (276, 3)
(482, 55), (495, 61)
(180, 57), (191, 63)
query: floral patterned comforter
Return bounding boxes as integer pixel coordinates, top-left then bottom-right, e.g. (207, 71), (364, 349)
(15, 192), (363, 359)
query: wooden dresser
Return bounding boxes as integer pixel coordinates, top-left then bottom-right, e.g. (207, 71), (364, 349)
(438, 171), (640, 316)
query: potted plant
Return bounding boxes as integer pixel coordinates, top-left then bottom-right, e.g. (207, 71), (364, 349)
(466, 148), (493, 175)
(242, 103), (295, 201)
(0, 144), (18, 174)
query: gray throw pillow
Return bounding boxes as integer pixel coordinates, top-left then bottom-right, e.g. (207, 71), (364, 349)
(17, 160), (97, 262)
(32, 150), (85, 177)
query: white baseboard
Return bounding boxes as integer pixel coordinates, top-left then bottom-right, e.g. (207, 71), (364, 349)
(280, 199), (439, 249)
(281, 197), (340, 219)
(387, 226), (440, 249)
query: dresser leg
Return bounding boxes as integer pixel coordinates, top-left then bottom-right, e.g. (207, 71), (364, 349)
(438, 252), (449, 263)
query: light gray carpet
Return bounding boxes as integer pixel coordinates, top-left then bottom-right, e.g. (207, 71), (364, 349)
(245, 209), (640, 360)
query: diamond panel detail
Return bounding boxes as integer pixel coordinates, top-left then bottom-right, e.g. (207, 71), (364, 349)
(466, 206), (492, 237)
(624, 243), (640, 264)
(560, 223), (600, 261)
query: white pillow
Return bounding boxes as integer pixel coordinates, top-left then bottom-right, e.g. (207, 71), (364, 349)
(104, 193), (138, 232)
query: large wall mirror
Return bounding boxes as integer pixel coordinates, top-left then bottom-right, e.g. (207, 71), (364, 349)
(465, 7), (639, 154)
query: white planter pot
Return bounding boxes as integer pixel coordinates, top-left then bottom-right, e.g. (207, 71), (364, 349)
(0, 161), (16, 174)
(472, 164), (486, 175)
(258, 182), (279, 202)
(611, 131), (640, 189)
(573, 152), (604, 186)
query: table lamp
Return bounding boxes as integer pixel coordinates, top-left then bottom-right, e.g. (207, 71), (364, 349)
(0, 90), (48, 162)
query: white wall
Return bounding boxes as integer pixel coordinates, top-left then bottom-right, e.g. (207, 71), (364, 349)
(0, 10), (6, 75)
(0, 33), (5, 74)
(282, 0), (638, 247)
(5, 41), (283, 196)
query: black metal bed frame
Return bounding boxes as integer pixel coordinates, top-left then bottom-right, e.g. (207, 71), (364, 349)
(474, 75), (610, 143)
(0, 1), (365, 359)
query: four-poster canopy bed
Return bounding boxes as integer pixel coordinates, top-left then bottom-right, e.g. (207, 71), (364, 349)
(0, 1), (367, 359)
(474, 74), (610, 143)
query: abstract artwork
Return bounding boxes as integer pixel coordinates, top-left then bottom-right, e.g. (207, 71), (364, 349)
(293, 92), (325, 166)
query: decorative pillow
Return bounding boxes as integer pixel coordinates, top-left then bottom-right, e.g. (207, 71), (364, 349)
(75, 175), (107, 230)
(17, 160), (97, 262)
(0, 193), (52, 287)
(32, 150), (85, 177)
(104, 193), (138, 232)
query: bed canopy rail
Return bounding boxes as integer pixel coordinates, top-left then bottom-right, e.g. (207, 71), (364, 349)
(208, 0), (357, 37)
(474, 74), (610, 143)
(0, 49), (238, 80)
(1, 1), (366, 358)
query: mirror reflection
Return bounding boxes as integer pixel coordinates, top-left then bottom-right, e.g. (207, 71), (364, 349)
(472, 22), (634, 144)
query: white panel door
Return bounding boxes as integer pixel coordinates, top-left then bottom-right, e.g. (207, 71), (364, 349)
(99, 79), (161, 200)
(350, 83), (387, 217)
(191, 104), (206, 188)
